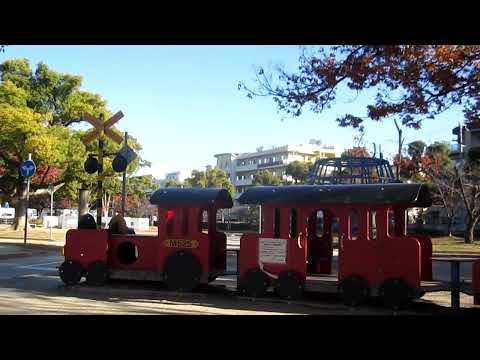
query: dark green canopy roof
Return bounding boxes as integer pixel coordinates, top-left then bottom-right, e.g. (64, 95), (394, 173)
(150, 188), (233, 208)
(238, 183), (432, 207)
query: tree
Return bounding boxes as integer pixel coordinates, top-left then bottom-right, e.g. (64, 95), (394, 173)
(286, 160), (310, 184)
(0, 103), (73, 229)
(253, 170), (281, 186)
(398, 141), (473, 241)
(184, 168), (234, 194)
(454, 162), (480, 243)
(0, 58), (149, 228)
(341, 147), (370, 157)
(109, 175), (158, 218)
(165, 179), (182, 188)
(422, 143), (461, 238)
(240, 46), (480, 129)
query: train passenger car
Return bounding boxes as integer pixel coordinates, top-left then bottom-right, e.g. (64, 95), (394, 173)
(237, 183), (435, 309)
(59, 188), (233, 292)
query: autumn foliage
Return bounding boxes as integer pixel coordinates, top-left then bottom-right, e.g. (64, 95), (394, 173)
(241, 46), (480, 129)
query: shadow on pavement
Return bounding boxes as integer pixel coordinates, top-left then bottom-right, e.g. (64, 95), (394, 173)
(1, 273), (478, 315)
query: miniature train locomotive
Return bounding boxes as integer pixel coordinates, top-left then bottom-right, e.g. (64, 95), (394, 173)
(59, 184), (480, 309)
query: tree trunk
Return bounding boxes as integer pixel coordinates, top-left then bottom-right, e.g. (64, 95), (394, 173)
(12, 180), (27, 231)
(465, 215), (480, 244)
(447, 215), (454, 237)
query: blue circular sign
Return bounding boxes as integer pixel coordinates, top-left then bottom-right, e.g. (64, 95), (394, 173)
(20, 159), (36, 178)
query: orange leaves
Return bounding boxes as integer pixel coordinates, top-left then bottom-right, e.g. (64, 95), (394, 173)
(244, 45), (480, 129)
(31, 165), (61, 185)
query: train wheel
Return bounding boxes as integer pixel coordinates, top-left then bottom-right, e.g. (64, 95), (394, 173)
(59, 260), (83, 286)
(338, 275), (370, 307)
(86, 261), (108, 286)
(276, 271), (304, 300)
(164, 251), (202, 292)
(241, 268), (269, 297)
(379, 278), (414, 310)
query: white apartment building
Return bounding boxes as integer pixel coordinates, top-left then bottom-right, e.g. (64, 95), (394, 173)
(215, 141), (339, 193)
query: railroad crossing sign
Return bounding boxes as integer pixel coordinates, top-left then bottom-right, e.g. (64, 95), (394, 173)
(81, 111), (124, 145)
(80, 111), (125, 229)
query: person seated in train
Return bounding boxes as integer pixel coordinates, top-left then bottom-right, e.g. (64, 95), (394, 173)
(108, 214), (135, 235)
(78, 214), (97, 229)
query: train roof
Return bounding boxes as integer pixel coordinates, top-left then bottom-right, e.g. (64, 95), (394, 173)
(150, 188), (233, 208)
(237, 183), (432, 207)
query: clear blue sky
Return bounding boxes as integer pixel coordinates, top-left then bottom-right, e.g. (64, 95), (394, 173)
(3, 45), (463, 180)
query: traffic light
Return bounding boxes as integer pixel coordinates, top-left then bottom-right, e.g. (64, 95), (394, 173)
(112, 154), (128, 172)
(112, 144), (137, 172)
(84, 156), (99, 174)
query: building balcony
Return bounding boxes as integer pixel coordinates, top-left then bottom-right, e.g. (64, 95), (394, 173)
(235, 163), (258, 172)
(257, 160), (284, 168)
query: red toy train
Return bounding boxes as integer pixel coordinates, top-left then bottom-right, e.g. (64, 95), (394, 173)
(59, 183), (480, 309)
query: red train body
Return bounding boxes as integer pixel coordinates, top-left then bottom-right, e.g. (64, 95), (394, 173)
(59, 183), (480, 309)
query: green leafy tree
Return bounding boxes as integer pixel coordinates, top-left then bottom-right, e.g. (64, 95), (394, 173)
(184, 169), (207, 188)
(165, 179), (182, 188)
(114, 175), (159, 217)
(422, 143), (460, 237)
(253, 170), (281, 186)
(184, 168), (234, 194)
(0, 58), (149, 228)
(341, 147), (370, 157)
(286, 160), (310, 184)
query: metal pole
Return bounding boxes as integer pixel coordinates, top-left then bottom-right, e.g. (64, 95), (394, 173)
(451, 261), (460, 310)
(50, 188), (53, 241)
(97, 114), (104, 229)
(23, 153), (31, 245)
(121, 132), (128, 217)
(259, 205), (262, 233)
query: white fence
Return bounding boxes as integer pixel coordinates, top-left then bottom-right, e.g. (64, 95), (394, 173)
(41, 215), (149, 231)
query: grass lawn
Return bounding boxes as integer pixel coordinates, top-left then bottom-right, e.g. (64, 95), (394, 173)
(0, 225), (69, 241)
(431, 235), (480, 254)
(0, 225), (158, 242)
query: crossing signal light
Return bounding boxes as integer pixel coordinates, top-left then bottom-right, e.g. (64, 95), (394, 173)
(84, 156), (99, 174)
(112, 144), (137, 173)
(112, 154), (128, 172)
